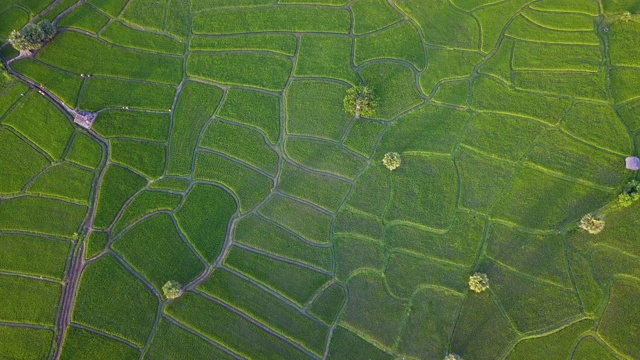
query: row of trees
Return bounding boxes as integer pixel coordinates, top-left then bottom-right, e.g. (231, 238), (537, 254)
(8, 20), (56, 51)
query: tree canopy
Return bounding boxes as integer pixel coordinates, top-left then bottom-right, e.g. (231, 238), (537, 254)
(8, 20), (56, 51)
(343, 85), (377, 118)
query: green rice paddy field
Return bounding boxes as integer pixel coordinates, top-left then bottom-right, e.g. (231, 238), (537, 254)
(0, 0), (639, 359)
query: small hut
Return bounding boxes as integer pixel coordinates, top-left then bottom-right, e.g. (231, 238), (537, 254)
(73, 110), (97, 129)
(626, 156), (640, 171)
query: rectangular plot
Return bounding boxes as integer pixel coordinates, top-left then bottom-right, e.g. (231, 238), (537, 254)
(37, 32), (183, 84)
(234, 215), (332, 271)
(334, 207), (384, 240)
(506, 16), (600, 45)
(385, 251), (467, 297)
(295, 35), (357, 84)
(346, 164), (389, 217)
(79, 78), (176, 111)
(225, 246), (331, 305)
(278, 162), (351, 212)
(0, 274), (61, 325)
(356, 22), (425, 69)
(0, 197), (87, 238)
(57, 3), (110, 34)
(11, 59), (82, 107)
(100, 21), (184, 55)
(190, 34), (296, 56)
(308, 283), (346, 325)
(110, 139), (166, 179)
(192, 7), (350, 34)
(167, 81), (222, 175)
(513, 43), (601, 71)
(194, 152), (273, 213)
(27, 163), (94, 203)
(513, 71), (608, 101)
(530, 0), (599, 16)
(3, 92), (73, 160)
(259, 194), (332, 245)
(60, 326), (139, 360)
(199, 269), (329, 356)
(65, 132), (103, 169)
(0, 326), (53, 360)
(92, 110), (170, 142)
(144, 319), (235, 360)
(165, 293), (310, 359)
(522, 9), (595, 31)
(187, 53), (291, 91)
(0, 234), (70, 279)
(285, 138), (366, 179)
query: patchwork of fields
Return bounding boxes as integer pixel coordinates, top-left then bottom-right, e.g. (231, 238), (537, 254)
(1, 0), (639, 359)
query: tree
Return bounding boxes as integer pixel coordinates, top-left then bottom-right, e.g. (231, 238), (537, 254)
(621, 11), (633, 21)
(162, 280), (182, 300)
(8, 20), (56, 51)
(469, 272), (489, 293)
(382, 152), (401, 171)
(579, 214), (605, 234)
(618, 180), (640, 208)
(444, 354), (463, 360)
(343, 85), (377, 118)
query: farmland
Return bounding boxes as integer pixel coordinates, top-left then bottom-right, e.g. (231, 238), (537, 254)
(0, 0), (639, 359)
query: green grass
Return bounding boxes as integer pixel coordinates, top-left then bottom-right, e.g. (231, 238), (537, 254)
(65, 132), (103, 169)
(513, 43), (601, 72)
(224, 246), (331, 305)
(100, 21), (184, 55)
(27, 163), (94, 203)
(461, 112), (545, 161)
(334, 206), (384, 240)
(0, 326), (52, 358)
(113, 213), (205, 291)
(420, 49), (483, 94)
(386, 212), (485, 266)
(386, 154), (458, 229)
(377, 104), (469, 155)
(111, 190), (181, 235)
(3, 92), (73, 160)
(144, 319), (235, 360)
(510, 319), (593, 359)
(167, 81), (223, 176)
(110, 139), (165, 179)
(175, 184), (236, 262)
(278, 162), (351, 212)
(506, 16), (600, 45)
(194, 152), (273, 213)
(343, 119), (386, 157)
(200, 121), (278, 175)
(73, 255), (157, 346)
(85, 231), (108, 259)
(527, 130), (625, 187)
(456, 149), (517, 212)
(0, 234), (70, 279)
(87, 0), (128, 16)
(308, 283), (346, 325)
(397, 288), (462, 359)
(11, 59), (83, 107)
(0, 274), (61, 325)
(356, 23), (425, 69)
(79, 78), (176, 111)
(166, 293), (309, 359)
(285, 138), (367, 179)
(521, 9), (595, 31)
(471, 76), (572, 125)
(0, 128), (49, 194)
(385, 251), (468, 297)
(562, 102), (632, 155)
(328, 326), (393, 360)
(187, 53), (292, 91)
(0, 196), (87, 238)
(93, 164), (147, 229)
(345, 164), (389, 216)
(192, 7), (350, 34)
(57, 3), (110, 34)
(190, 34), (296, 56)
(286, 80), (351, 141)
(60, 326), (139, 360)
(259, 194), (332, 245)
(295, 35), (357, 84)
(198, 269), (329, 356)
(359, 62), (423, 120)
(341, 273), (407, 349)
(352, 0), (403, 35)
(234, 214), (332, 271)
(93, 110), (169, 142)
(396, 0), (479, 50)
(218, 88), (280, 144)
(38, 32), (183, 84)
(334, 235), (385, 281)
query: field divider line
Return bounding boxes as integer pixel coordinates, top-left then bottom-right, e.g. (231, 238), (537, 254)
(108, 250), (162, 301)
(280, 157), (355, 183)
(522, 162), (617, 192)
(563, 236), (585, 314)
(273, 190), (335, 217)
(193, 290), (321, 359)
(487, 256), (577, 292)
(232, 242), (332, 276)
(0, 271), (62, 284)
(161, 315), (244, 359)
(388, 248), (470, 270)
(168, 213), (209, 268)
(0, 321), (52, 330)
(253, 212), (332, 248)
(196, 148), (275, 180)
(70, 322), (141, 351)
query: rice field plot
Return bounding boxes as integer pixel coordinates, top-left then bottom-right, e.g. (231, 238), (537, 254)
(190, 34), (296, 56)
(0, 274), (61, 325)
(0, 326), (53, 359)
(57, 4), (110, 34)
(295, 35), (357, 84)
(218, 88), (280, 144)
(78, 77), (176, 111)
(0, 196), (87, 237)
(26, 163), (94, 202)
(111, 190), (181, 235)
(0, 128), (50, 195)
(59, 326), (139, 360)
(93, 164), (147, 229)
(10, 59), (82, 107)
(0, 234), (70, 279)
(144, 319), (235, 360)
(64, 132), (103, 169)
(110, 139), (165, 179)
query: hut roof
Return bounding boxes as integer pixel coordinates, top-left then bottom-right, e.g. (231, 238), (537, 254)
(626, 156), (640, 171)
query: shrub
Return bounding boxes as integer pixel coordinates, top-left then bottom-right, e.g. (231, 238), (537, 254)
(621, 11), (633, 22)
(8, 20), (57, 51)
(162, 281), (182, 300)
(469, 272), (489, 293)
(618, 180), (640, 208)
(579, 214), (605, 234)
(444, 354), (463, 360)
(343, 85), (377, 118)
(382, 152), (401, 171)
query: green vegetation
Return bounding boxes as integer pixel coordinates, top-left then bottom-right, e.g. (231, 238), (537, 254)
(0, 274), (61, 325)
(343, 85), (378, 119)
(469, 273), (489, 293)
(59, 326), (139, 360)
(382, 152), (401, 170)
(162, 280), (182, 300)
(8, 19), (56, 51)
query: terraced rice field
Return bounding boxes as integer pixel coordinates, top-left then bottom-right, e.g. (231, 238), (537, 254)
(0, 0), (639, 359)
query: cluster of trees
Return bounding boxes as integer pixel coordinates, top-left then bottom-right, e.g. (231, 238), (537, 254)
(618, 180), (640, 207)
(383, 152), (401, 171)
(8, 20), (56, 51)
(162, 281), (182, 300)
(344, 85), (377, 118)
(579, 214), (605, 234)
